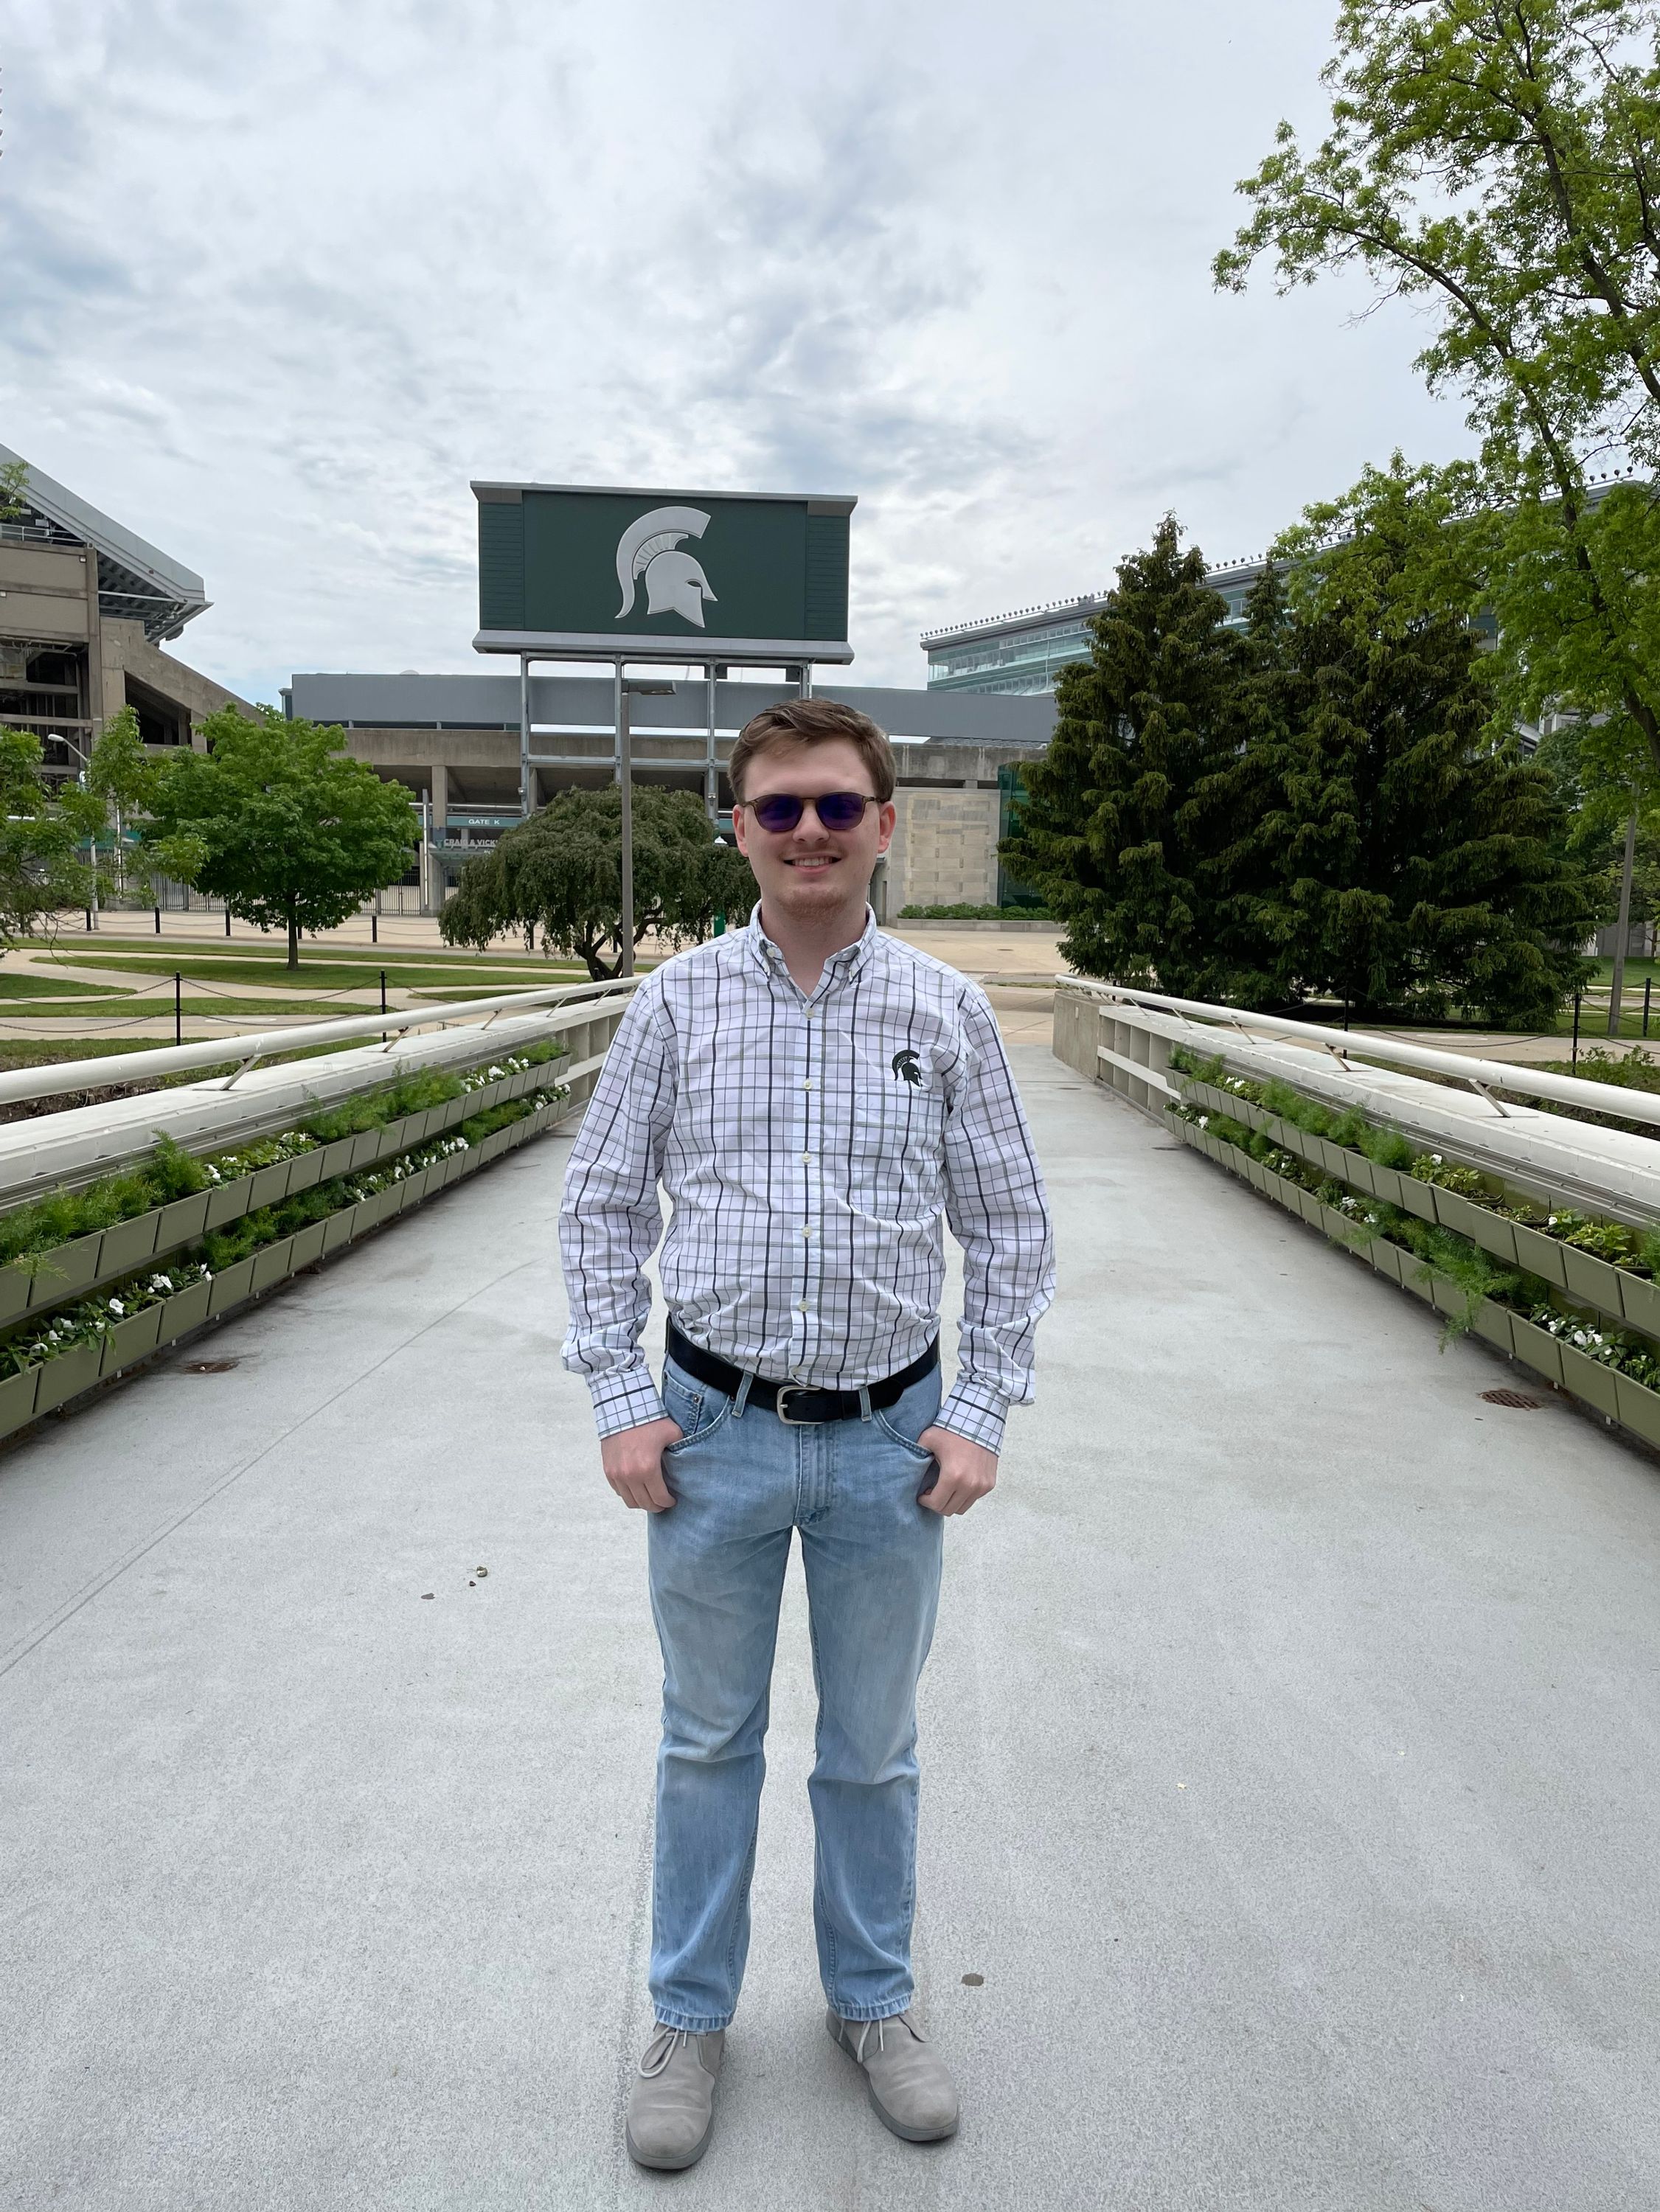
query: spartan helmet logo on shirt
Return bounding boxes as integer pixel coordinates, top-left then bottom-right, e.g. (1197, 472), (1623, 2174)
(614, 507), (719, 629)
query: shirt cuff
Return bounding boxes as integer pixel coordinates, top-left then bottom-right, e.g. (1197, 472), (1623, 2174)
(586, 1365), (669, 1440)
(934, 1376), (1008, 1455)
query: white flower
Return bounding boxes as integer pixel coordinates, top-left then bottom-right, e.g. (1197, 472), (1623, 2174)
(108, 1300), (125, 1316)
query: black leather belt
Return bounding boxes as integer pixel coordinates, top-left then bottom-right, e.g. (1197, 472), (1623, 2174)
(666, 1321), (938, 1426)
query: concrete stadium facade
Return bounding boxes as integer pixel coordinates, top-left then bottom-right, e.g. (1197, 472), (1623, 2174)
(283, 672), (1057, 919)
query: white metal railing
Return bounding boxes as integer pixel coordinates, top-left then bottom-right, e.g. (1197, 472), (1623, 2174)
(0, 978), (639, 1208)
(0, 977), (636, 1107)
(1053, 977), (1660, 1224)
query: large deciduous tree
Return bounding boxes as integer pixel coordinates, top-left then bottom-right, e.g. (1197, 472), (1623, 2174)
(999, 516), (1253, 995)
(1215, 0), (1660, 779)
(144, 709), (418, 968)
(440, 785), (755, 978)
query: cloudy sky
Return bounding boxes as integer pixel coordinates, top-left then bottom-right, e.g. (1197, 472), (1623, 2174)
(1, 1), (1475, 703)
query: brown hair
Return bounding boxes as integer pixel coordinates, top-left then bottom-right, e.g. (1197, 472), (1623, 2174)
(728, 697), (895, 804)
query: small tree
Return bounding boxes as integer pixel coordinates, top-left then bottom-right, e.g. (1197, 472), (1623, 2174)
(1000, 515), (1254, 995)
(0, 457), (32, 524)
(143, 708), (418, 968)
(441, 785), (755, 978)
(0, 727), (98, 943)
(86, 705), (161, 902)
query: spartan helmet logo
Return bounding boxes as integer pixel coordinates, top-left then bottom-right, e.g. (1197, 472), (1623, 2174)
(614, 505), (718, 629)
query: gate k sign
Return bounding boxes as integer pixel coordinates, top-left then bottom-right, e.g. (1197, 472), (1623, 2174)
(472, 481), (855, 664)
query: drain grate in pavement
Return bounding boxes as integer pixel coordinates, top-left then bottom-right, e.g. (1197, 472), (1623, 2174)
(1482, 1387), (1543, 1409)
(181, 1359), (239, 1375)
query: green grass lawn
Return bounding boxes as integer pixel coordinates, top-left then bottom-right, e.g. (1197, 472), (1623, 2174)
(0, 971), (133, 1000)
(0, 996), (409, 1021)
(40, 955), (588, 992)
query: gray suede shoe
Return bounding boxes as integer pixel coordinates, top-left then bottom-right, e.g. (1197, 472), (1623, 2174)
(625, 2024), (725, 2171)
(827, 2007), (959, 2143)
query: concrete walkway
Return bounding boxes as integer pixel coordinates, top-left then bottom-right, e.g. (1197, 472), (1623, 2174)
(4, 1050), (1660, 2209)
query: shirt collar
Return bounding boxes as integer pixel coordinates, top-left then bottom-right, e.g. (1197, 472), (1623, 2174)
(746, 902), (880, 990)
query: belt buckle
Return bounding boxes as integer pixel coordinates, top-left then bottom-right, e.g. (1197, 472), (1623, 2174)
(774, 1383), (818, 1425)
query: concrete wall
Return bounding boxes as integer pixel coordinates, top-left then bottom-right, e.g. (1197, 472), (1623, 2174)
(887, 786), (1000, 909)
(99, 619), (252, 748)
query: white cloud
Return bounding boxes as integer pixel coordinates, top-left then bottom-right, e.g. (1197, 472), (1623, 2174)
(0, 0), (1473, 701)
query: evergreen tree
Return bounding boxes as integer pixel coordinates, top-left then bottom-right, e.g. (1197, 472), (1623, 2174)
(1001, 516), (1251, 996)
(1237, 478), (1598, 1024)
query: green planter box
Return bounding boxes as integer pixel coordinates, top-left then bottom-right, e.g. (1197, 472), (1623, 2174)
(1511, 1222), (1569, 1290)
(1368, 1164), (1408, 1209)
(1510, 1314), (1566, 1389)
(1317, 1201), (1364, 1247)
(1560, 1243), (1626, 1317)
(208, 1255), (257, 1315)
(35, 1338), (103, 1413)
(1617, 1268), (1660, 1343)
(1401, 1256), (1435, 1304)
(0, 1264), (32, 1329)
(322, 1207), (358, 1254)
(288, 1220), (328, 1270)
(348, 1130), (385, 1172)
(98, 1213), (162, 1279)
(1428, 1272), (1468, 1321)
(100, 1305), (165, 1377)
(1614, 1369), (1660, 1448)
(156, 1190), (212, 1251)
(26, 1232), (104, 1311)
(204, 1178), (256, 1231)
(0, 1363), (41, 1436)
(1370, 1239), (1405, 1285)
(316, 1135), (358, 1180)
(1431, 1188), (1518, 1267)
(1396, 1175), (1439, 1224)
(250, 1237), (296, 1295)
(286, 1150), (325, 1195)
(1328, 1144), (1376, 1199)
(154, 1278), (212, 1346)
(1472, 1299), (1515, 1355)
(246, 1160), (294, 1210)
(1559, 1341), (1619, 1418)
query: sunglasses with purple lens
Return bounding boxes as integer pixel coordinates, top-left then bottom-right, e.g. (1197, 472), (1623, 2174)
(747, 791), (878, 834)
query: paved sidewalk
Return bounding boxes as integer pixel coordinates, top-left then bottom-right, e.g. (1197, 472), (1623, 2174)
(4, 1051), (1660, 2208)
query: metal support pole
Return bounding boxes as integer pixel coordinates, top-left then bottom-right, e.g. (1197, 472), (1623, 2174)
(371, 912), (378, 945)
(705, 661), (718, 820)
(1572, 992), (1582, 1069)
(799, 661), (813, 699)
(1608, 801), (1639, 1037)
(617, 662), (634, 978)
(1646, 975), (1652, 1038)
(223, 908), (231, 939)
(153, 905), (161, 935)
(519, 653), (532, 820)
(174, 972), (182, 1046)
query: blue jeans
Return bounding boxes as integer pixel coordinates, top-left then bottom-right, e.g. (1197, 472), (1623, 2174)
(645, 1353), (945, 2033)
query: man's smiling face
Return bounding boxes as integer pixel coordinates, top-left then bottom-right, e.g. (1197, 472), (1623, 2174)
(732, 737), (895, 925)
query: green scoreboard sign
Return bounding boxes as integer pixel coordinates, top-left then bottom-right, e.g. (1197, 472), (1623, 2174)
(473, 481), (855, 663)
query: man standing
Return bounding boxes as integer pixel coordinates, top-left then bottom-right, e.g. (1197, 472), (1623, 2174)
(560, 698), (1055, 2170)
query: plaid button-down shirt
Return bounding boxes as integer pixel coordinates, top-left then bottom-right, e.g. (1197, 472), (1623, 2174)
(559, 906), (1055, 1452)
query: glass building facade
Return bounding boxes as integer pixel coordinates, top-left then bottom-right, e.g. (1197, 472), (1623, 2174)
(923, 561), (1264, 695)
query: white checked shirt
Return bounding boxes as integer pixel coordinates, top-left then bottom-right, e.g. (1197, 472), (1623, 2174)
(559, 905), (1055, 1453)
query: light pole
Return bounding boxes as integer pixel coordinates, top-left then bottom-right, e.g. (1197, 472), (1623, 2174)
(617, 675), (674, 978)
(48, 731), (100, 930)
